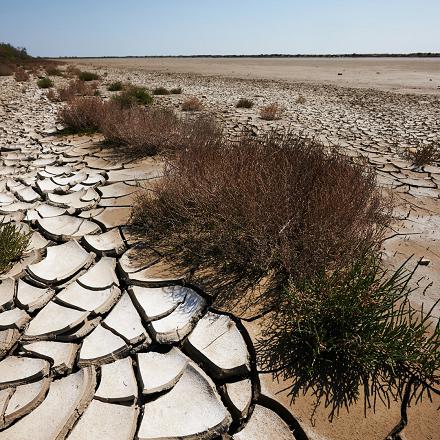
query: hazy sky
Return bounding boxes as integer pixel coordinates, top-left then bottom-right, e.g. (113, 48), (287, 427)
(1, 0), (439, 56)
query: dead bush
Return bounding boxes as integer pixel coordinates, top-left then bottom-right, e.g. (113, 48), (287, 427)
(58, 96), (104, 133)
(260, 102), (283, 120)
(58, 79), (98, 101)
(14, 68), (29, 82)
(182, 97), (203, 111)
(46, 89), (59, 102)
(100, 103), (212, 156)
(65, 65), (81, 78)
(45, 66), (63, 76)
(132, 130), (389, 291)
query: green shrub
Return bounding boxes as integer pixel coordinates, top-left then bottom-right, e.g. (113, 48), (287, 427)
(111, 85), (153, 107)
(107, 81), (123, 91)
(78, 71), (100, 81)
(153, 86), (170, 95)
(236, 98), (254, 108)
(170, 87), (182, 94)
(37, 77), (54, 88)
(0, 221), (31, 274)
(405, 143), (440, 167)
(258, 256), (440, 417)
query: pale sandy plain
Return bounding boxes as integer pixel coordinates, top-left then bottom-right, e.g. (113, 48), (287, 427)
(70, 57), (440, 94)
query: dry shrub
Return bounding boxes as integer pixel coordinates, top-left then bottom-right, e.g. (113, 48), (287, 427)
(46, 88), (59, 102)
(260, 102), (283, 120)
(14, 68), (29, 82)
(100, 103), (212, 156)
(78, 71), (100, 81)
(58, 79), (98, 101)
(65, 65), (81, 78)
(132, 130), (389, 288)
(45, 66), (63, 76)
(182, 97), (203, 111)
(0, 63), (14, 76)
(58, 96), (104, 133)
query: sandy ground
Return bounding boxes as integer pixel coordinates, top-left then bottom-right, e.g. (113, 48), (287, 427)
(66, 57), (440, 95)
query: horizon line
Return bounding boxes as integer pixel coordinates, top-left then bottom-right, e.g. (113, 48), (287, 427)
(50, 52), (440, 59)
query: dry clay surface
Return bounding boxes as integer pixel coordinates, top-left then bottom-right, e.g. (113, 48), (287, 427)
(1, 63), (440, 440)
(0, 77), (296, 440)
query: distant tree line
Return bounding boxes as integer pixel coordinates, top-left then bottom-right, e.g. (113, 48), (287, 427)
(58, 52), (440, 59)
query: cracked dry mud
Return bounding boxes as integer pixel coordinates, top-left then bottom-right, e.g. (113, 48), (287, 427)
(1, 65), (439, 440)
(0, 75), (297, 440)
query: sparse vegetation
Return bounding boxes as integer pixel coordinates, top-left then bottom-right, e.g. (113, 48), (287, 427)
(37, 77), (54, 89)
(260, 102), (283, 120)
(182, 96), (203, 111)
(112, 85), (153, 107)
(78, 71), (100, 81)
(153, 86), (170, 95)
(405, 143), (440, 167)
(107, 81), (123, 91)
(170, 87), (182, 94)
(0, 221), (31, 274)
(236, 98), (254, 108)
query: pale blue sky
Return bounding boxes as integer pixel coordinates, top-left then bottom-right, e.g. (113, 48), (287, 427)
(1, 0), (439, 57)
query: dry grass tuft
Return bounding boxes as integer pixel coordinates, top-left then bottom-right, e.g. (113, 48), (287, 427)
(182, 96), (203, 111)
(260, 102), (284, 120)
